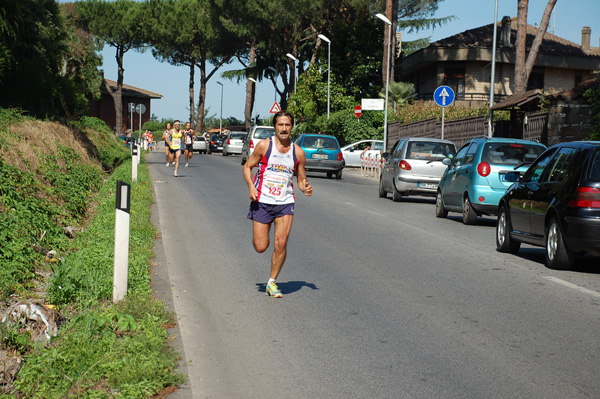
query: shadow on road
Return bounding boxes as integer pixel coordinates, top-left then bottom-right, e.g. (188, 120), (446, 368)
(256, 281), (319, 295)
(514, 247), (600, 274)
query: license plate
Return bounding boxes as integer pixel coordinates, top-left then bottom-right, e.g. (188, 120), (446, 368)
(312, 154), (328, 159)
(419, 182), (437, 189)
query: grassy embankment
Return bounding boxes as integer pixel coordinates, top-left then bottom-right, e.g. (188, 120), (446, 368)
(0, 109), (183, 398)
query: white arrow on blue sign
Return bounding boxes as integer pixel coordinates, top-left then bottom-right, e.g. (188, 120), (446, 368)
(433, 85), (455, 107)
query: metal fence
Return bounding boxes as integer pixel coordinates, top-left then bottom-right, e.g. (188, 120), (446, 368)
(523, 112), (548, 145)
(387, 115), (487, 149)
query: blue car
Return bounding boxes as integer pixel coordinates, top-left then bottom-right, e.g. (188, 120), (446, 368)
(436, 137), (546, 224)
(296, 134), (345, 179)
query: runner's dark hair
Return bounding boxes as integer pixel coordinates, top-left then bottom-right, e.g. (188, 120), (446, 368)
(273, 110), (293, 126)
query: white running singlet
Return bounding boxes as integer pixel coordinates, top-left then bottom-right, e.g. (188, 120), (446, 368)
(253, 137), (298, 205)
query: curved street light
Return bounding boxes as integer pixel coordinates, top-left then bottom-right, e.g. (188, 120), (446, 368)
(376, 13), (391, 152)
(286, 53), (298, 97)
(286, 53), (298, 124)
(318, 34), (331, 119)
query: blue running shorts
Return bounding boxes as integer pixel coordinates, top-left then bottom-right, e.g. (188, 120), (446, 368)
(247, 202), (294, 224)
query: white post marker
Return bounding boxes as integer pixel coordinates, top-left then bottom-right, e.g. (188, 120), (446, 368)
(113, 180), (131, 302)
(433, 85), (455, 140)
(131, 143), (138, 182)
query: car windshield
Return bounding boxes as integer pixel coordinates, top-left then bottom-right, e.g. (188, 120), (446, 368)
(301, 136), (339, 150)
(589, 150), (600, 181)
(482, 142), (545, 166)
(254, 128), (275, 139)
(406, 141), (454, 160)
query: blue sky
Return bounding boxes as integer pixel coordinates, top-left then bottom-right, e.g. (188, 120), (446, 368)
(80, 0), (600, 124)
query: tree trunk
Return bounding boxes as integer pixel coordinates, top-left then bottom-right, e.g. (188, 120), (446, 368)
(522, 0), (557, 84)
(244, 42), (256, 130)
(188, 62), (195, 128)
(195, 57), (207, 135)
(514, 0), (528, 94)
(514, 0), (557, 94)
(109, 46), (125, 136)
(389, 0), (397, 84)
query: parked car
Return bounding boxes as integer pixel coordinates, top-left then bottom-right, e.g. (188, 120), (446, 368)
(296, 134), (344, 179)
(223, 131), (246, 156)
(118, 135), (135, 148)
(379, 138), (456, 201)
(341, 139), (385, 167)
(192, 134), (207, 154)
(241, 125), (275, 165)
(436, 137), (547, 224)
(208, 133), (224, 154)
(496, 141), (600, 270)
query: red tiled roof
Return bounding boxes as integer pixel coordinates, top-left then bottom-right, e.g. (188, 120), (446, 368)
(102, 78), (162, 99)
(431, 17), (600, 57)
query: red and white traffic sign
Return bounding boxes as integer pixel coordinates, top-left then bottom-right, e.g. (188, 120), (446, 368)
(270, 102), (281, 113)
(354, 105), (362, 118)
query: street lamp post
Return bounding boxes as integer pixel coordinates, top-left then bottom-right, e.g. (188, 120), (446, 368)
(249, 78), (257, 124)
(488, 0), (499, 138)
(286, 53), (297, 96)
(216, 81), (223, 135)
(286, 53), (298, 125)
(376, 13), (392, 153)
(318, 34), (331, 119)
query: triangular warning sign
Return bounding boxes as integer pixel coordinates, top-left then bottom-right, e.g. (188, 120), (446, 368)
(270, 102), (281, 113)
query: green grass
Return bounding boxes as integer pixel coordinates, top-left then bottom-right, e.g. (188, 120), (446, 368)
(0, 112), (184, 398)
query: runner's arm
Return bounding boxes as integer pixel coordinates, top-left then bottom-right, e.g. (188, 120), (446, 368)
(295, 146), (313, 196)
(243, 139), (269, 201)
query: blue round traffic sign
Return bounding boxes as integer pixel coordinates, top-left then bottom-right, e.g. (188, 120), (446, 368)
(433, 85), (455, 107)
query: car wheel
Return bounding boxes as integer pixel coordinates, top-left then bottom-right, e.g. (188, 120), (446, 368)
(545, 217), (575, 270)
(435, 190), (448, 218)
(378, 176), (387, 198)
(335, 170), (342, 179)
(222, 150), (228, 156)
(462, 195), (477, 225)
(496, 206), (520, 254)
(392, 183), (402, 202)
(241, 156), (246, 165)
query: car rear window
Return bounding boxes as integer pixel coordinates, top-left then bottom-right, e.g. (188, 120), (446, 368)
(253, 128), (275, 139)
(230, 132), (246, 139)
(301, 136), (339, 150)
(589, 150), (600, 181)
(406, 141), (455, 160)
(481, 142), (545, 166)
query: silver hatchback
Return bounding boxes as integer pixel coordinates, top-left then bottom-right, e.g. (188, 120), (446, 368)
(379, 138), (456, 201)
(222, 131), (246, 156)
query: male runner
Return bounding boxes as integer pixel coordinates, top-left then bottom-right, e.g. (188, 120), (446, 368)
(166, 120), (183, 177)
(243, 110), (313, 298)
(183, 122), (196, 167)
(162, 122), (172, 166)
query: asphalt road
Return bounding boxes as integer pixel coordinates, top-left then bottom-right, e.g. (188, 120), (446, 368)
(147, 148), (600, 399)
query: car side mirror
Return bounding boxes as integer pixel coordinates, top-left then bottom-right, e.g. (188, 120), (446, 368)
(442, 157), (452, 166)
(382, 152), (390, 159)
(504, 171), (521, 182)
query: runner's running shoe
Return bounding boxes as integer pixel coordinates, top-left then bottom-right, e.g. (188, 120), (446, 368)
(266, 281), (283, 298)
(174, 171), (178, 177)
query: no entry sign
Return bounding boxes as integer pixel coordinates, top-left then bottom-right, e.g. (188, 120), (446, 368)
(354, 105), (362, 118)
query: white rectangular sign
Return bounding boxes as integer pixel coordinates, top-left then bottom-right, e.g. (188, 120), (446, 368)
(361, 98), (385, 111)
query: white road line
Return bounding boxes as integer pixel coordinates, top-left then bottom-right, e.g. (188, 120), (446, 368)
(544, 277), (600, 298)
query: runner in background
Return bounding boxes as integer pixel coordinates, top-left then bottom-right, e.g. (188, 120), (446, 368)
(162, 122), (172, 166)
(183, 122), (197, 167)
(166, 120), (183, 177)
